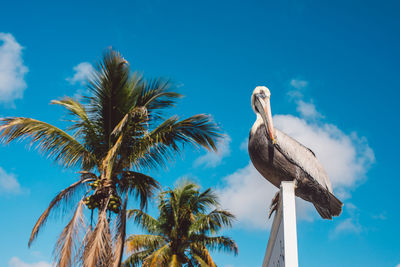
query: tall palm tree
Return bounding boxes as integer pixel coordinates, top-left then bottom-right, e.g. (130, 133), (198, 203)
(123, 181), (238, 266)
(0, 49), (220, 267)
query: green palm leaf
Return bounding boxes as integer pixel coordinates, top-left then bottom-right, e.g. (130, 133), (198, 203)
(126, 234), (166, 253)
(124, 181), (238, 266)
(0, 117), (95, 169)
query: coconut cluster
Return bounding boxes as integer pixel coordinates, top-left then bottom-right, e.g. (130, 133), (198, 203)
(83, 195), (100, 210)
(107, 195), (121, 213)
(84, 179), (121, 213)
(89, 180), (101, 190)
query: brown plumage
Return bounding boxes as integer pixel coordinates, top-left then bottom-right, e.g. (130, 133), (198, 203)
(248, 86), (342, 219)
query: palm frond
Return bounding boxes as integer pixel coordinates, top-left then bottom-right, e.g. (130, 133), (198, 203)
(127, 209), (159, 234)
(190, 245), (216, 267)
(129, 115), (220, 170)
(83, 208), (113, 267)
(143, 244), (171, 267)
(113, 193), (128, 267)
(133, 78), (182, 122)
(28, 178), (93, 247)
(149, 114), (220, 152)
(190, 209), (235, 235)
(78, 171), (98, 180)
(122, 249), (154, 267)
(0, 117), (95, 169)
(86, 48), (132, 143)
(54, 199), (86, 267)
(120, 171), (160, 209)
(192, 235), (238, 256)
(75, 223), (93, 265)
(191, 252), (215, 267)
(192, 188), (219, 213)
(130, 141), (174, 170)
(110, 106), (148, 137)
(51, 98), (102, 155)
(125, 234), (166, 253)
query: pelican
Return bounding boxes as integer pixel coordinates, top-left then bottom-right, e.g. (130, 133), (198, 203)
(248, 86), (342, 219)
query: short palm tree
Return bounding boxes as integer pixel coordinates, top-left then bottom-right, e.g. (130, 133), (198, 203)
(0, 49), (220, 267)
(124, 181), (238, 266)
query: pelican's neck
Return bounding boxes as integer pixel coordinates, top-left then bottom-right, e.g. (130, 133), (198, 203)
(250, 113), (263, 135)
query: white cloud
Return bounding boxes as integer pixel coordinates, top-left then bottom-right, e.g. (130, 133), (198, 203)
(194, 135), (231, 168)
(0, 167), (21, 194)
(217, 79), (374, 229)
(8, 257), (53, 267)
(288, 80), (321, 119)
(239, 137), (248, 151)
(290, 79), (308, 90)
(395, 264), (400, 267)
(332, 218), (362, 236)
(0, 33), (28, 104)
(372, 212), (387, 220)
(66, 62), (94, 85)
(330, 203), (362, 237)
(296, 100), (322, 119)
(216, 163), (276, 229)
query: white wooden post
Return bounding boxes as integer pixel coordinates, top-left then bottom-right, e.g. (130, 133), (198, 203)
(262, 181), (299, 267)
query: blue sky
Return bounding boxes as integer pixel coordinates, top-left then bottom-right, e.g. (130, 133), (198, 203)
(0, 0), (399, 266)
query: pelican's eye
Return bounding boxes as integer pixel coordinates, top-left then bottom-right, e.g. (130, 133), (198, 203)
(259, 91), (266, 99)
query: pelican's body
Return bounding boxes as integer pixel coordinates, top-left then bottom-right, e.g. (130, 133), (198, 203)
(248, 86), (342, 219)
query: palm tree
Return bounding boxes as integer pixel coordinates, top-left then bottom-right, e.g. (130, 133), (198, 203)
(123, 181), (238, 266)
(0, 49), (220, 267)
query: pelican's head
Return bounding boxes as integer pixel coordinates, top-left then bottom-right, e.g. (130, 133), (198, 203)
(251, 86), (271, 113)
(251, 86), (276, 143)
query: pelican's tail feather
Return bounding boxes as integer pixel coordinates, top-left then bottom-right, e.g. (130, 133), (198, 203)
(313, 204), (332, 219)
(313, 192), (343, 219)
(328, 191), (343, 217)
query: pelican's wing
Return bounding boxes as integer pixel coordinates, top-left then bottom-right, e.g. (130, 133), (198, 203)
(275, 129), (333, 193)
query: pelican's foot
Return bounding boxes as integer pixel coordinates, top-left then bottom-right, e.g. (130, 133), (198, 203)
(268, 191), (280, 218)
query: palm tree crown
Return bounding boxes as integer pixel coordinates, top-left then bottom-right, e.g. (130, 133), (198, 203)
(124, 181), (238, 266)
(0, 49), (220, 267)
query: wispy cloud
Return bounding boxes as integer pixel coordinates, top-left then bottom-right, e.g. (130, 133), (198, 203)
(332, 218), (362, 236)
(194, 135), (231, 168)
(239, 137), (248, 151)
(66, 62), (94, 85)
(8, 257), (53, 267)
(295, 100), (322, 119)
(0, 167), (21, 195)
(290, 79), (308, 90)
(216, 163), (276, 229)
(330, 203), (363, 237)
(0, 33), (28, 105)
(372, 212), (387, 220)
(217, 79), (374, 229)
(289, 79), (322, 119)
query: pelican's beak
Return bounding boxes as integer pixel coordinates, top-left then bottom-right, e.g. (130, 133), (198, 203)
(255, 94), (276, 143)
(264, 97), (276, 143)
